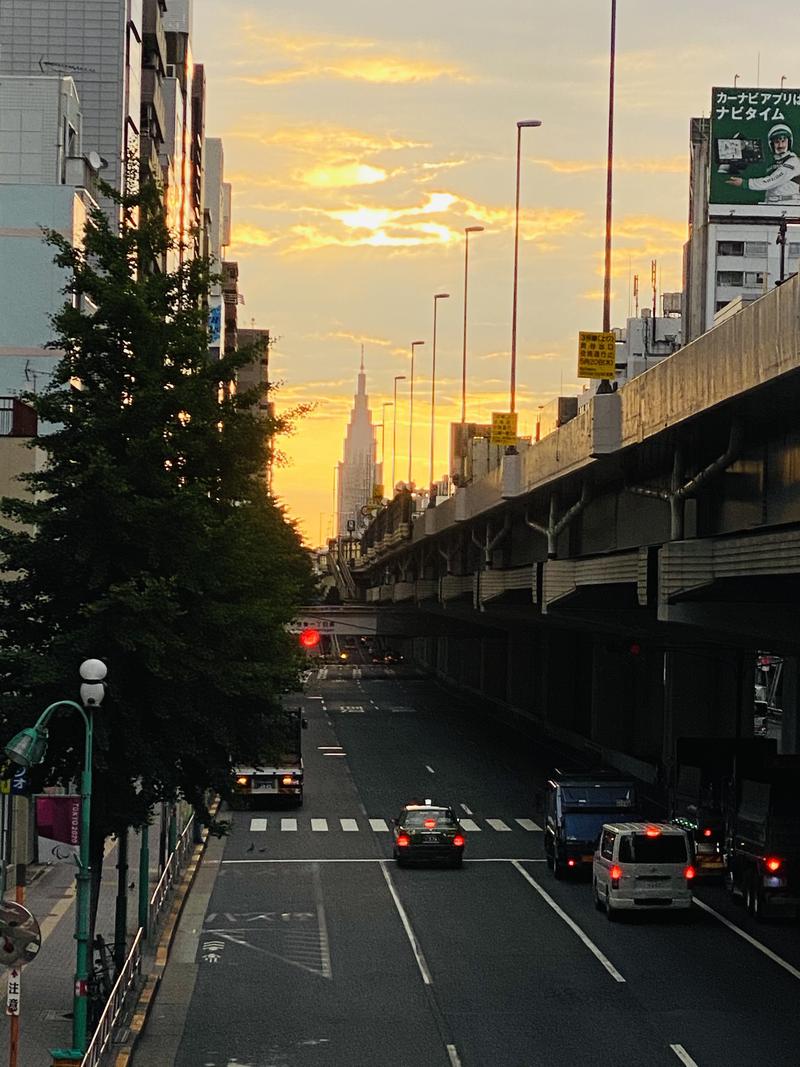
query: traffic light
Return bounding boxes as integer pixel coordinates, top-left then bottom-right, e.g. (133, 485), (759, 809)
(299, 627), (321, 649)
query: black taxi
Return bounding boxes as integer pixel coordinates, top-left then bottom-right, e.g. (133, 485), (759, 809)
(392, 801), (466, 867)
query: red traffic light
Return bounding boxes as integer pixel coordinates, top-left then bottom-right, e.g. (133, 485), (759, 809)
(299, 627), (321, 649)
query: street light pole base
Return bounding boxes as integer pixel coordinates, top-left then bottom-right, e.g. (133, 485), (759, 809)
(50, 1050), (83, 1065)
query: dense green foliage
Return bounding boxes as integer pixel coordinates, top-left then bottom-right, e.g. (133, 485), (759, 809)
(0, 183), (314, 840)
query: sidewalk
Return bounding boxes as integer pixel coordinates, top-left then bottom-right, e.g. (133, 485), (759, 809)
(0, 821), (162, 1066)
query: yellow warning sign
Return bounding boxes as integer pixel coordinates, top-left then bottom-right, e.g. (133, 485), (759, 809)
(490, 411), (518, 446)
(577, 331), (617, 379)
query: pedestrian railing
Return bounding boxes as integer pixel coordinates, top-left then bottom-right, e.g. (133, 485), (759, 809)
(148, 814), (195, 938)
(80, 928), (143, 1067)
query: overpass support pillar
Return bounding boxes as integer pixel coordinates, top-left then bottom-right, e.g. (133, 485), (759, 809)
(662, 647), (753, 773)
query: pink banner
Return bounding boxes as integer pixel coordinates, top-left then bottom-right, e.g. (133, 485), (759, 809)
(35, 795), (81, 846)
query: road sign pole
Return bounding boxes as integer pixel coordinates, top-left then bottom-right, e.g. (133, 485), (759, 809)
(8, 865), (24, 1067)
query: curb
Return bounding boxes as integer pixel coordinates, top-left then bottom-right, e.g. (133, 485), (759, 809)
(113, 798), (220, 1067)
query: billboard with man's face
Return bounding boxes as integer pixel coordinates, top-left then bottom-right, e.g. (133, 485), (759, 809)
(709, 87), (800, 217)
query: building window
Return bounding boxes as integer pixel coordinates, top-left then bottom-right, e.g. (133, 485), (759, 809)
(717, 270), (743, 286)
(717, 241), (744, 256)
(788, 243), (800, 258)
(744, 271), (766, 287)
(744, 241), (768, 256)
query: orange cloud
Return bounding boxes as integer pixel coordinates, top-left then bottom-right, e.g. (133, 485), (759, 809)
(301, 162), (388, 188)
(533, 156), (687, 176)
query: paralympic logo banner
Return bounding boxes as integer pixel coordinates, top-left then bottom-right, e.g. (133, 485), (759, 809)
(35, 794), (81, 863)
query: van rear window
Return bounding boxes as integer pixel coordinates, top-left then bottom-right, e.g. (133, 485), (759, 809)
(626, 835), (688, 863)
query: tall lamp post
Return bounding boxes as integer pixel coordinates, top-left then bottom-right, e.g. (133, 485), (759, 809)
(407, 340), (425, 486)
(381, 402), (393, 470)
(429, 293), (450, 504)
(4, 659), (107, 1060)
(598, 0), (617, 394)
(461, 225), (484, 423)
(509, 119), (542, 421)
(391, 375), (406, 494)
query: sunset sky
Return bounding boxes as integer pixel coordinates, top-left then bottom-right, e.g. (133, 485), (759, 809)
(192, 0), (798, 545)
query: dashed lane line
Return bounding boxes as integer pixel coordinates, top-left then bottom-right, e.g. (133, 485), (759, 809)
(511, 860), (626, 984)
(311, 819), (328, 832)
(460, 804), (473, 815)
(340, 819), (359, 832)
(281, 818), (297, 832)
(670, 1045), (700, 1066)
(460, 819), (481, 832)
(249, 818), (268, 832)
(486, 819), (511, 832)
(515, 818), (543, 832)
(369, 818), (390, 832)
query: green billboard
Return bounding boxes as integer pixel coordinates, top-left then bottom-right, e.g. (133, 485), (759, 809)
(709, 86), (800, 217)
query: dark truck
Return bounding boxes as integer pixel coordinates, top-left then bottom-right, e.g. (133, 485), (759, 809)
(727, 753), (800, 920)
(670, 737), (775, 879)
(545, 769), (637, 878)
(232, 708), (308, 807)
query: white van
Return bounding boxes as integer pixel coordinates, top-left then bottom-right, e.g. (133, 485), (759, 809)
(593, 822), (694, 919)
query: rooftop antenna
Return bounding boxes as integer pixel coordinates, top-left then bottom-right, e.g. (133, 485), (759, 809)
(633, 273), (639, 316)
(360, 343), (364, 371)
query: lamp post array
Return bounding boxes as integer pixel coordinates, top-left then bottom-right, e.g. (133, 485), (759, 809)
(429, 293), (450, 503)
(391, 374), (406, 493)
(407, 341), (425, 486)
(461, 226), (484, 424)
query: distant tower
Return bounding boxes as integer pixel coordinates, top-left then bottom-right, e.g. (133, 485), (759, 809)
(337, 351), (377, 537)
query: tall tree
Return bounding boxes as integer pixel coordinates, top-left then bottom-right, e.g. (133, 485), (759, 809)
(0, 183), (314, 927)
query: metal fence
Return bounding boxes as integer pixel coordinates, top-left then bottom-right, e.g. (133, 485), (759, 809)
(80, 929), (143, 1067)
(148, 815), (195, 938)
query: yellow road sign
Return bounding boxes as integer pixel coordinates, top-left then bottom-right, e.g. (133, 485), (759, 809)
(490, 412), (518, 446)
(577, 331), (617, 379)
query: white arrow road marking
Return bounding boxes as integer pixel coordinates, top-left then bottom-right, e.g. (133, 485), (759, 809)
(512, 861), (626, 983)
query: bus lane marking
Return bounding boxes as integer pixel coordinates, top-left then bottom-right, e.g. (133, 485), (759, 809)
(511, 861), (626, 984)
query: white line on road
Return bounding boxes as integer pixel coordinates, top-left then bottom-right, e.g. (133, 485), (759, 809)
(249, 818), (268, 832)
(380, 861), (433, 985)
(693, 897), (800, 981)
(670, 1044), (700, 1066)
(460, 819), (481, 832)
(446, 1045), (462, 1067)
(486, 819), (511, 832)
(340, 819), (359, 832)
(460, 804), (473, 815)
(223, 857), (548, 864)
(311, 819), (328, 832)
(515, 818), (543, 832)
(511, 860), (626, 984)
(369, 818), (389, 832)
(281, 818), (297, 832)
(322, 752), (347, 757)
(317, 746), (342, 750)
(425, 765), (435, 774)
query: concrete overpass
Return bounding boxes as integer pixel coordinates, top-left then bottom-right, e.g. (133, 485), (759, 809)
(330, 274), (800, 785)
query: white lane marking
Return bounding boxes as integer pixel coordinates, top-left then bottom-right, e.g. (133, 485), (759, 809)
(425, 765), (435, 774)
(317, 746), (342, 750)
(307, 696), (324, 700)
(511, 861), (626, 984)
(670, 1045), (700, 1067)
(313, 863), (334, 980)
(380, 861), (433, 985)
(223, 857), (549, 864)
(340, 819), (359, 832)
(323, 752), (347, 757)
(460, 819), (481, 832)
(281, 818), (297, 832)
(369, 819), (389, 832)
(486, 819), (511, 832)
(515, 819), (543, 832)
(446, 1045), (462, 1067)
(311, 819), (328, 832)
(460, 804), (473, 815)
(693, 897), (800, 981)
(249, 818), (268, 832)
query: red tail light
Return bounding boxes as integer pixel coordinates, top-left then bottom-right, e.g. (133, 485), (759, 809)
(765, 857), (782, 872)
(609, 865), (622, 881)
(644, 827), (661, 837)
(702, 828), (713, 838)
(396, 834), (410, 848)
(684, 865), (696, 880)
(453, 834), (465, 847)
(567, 859), (576, 867)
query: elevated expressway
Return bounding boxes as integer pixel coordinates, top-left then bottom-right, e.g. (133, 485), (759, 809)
(330, 274), (800, 784)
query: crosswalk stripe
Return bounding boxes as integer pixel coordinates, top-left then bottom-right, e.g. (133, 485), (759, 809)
(369, 819), (389, 832)
(281, 818), (297, 832)
(249, 818), (268, 832)
(340, 818), (359, 832)
(311, 819), (328, 832)
(460, 819), (481, 832)
(486, 819), (511, 832)
(515, 819), (543, 832)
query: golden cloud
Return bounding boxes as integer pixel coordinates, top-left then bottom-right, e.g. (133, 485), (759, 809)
(533, 156), (687, 176)
(301, 163), (388, 188)
(227, 124), (427, 156)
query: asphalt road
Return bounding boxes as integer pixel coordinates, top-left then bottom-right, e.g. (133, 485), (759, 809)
(138, 664), (800, 1067)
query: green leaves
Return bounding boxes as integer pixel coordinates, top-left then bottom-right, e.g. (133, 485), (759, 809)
(0, 181), (313, 833)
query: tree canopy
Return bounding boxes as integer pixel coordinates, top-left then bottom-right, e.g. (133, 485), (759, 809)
(0, 183), (314, 840)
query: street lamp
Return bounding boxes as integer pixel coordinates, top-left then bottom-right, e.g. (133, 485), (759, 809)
(429, 293), (450, 504)
(510, 119), (542, 419)
(407, 341), (425, 485)
(391, 375), (406, 494)
(461, 226), (484, 423)
(5, 659), (107, 1059)
(597, 0), (618, 396)
(381, 402), (393, 470)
